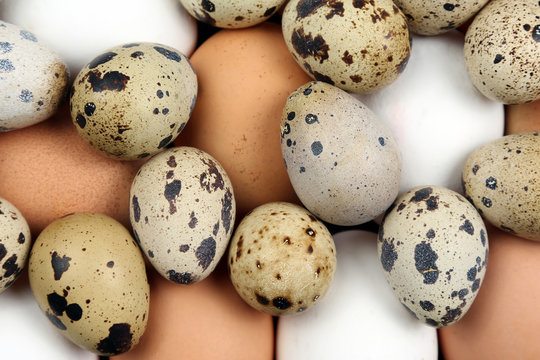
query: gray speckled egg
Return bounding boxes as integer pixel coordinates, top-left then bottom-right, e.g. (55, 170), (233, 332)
(0, 197), (31, 293)
(394, 0), (489, 35)
(281, 0), (411, 93)
(464, 0), (540, 104)
(178, 0), (286, 28)
(228, 202), (336, 316)
(28, 213), (149, 356)
(281, 81), (401, 226)
(70, 42), (197, 160)
(462, 131), (540, 241)
(0, 20), (69, 131)
(130, 146), (235, 285)
(378, 185), (488, 328)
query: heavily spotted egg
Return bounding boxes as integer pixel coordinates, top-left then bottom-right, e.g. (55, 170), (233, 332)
(378, 186), (488, 328)
(70, 42), (197, 160)
(0, 20), (69, 131)
(462, 131), (540, 241)
(281, 81), (401, 226)
(0, 197), (31, 293)
(178, 0), (286, 28)
(130, 146), (235, 285)
(28, 213), (149, 356)
(281, 0), (411, 93)
(228, 202), (336, 316)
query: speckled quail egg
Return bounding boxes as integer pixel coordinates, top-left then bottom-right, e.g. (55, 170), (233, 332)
(130, 146), (235, 285)
(0, 20), (69, 131)
(464, 0), (540, 104)
(394, 0), (489, 35)
(281, 81), (401, 226)
(462, 131), (540, 241)
(28, 213), (149, 356)
(0, 197), (31, 293)
(70, 42), (197, 160)
(378, 185), (488, 328)
(178, 0), (286, 28)
(281, 0), (411, 93)
(228, 202), (337, 316)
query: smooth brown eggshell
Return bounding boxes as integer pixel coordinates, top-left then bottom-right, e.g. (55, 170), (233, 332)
(113, 265), (274, 360)
(176, 22), (309, 219)
(0, 104), (144, 236)
(505, 99), (540, 135)
(439, 225), (540, 359)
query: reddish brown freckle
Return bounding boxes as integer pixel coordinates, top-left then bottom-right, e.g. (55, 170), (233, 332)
(284, 237), (291, 245)
(276, 273), (281, 280)
(350, 75), (362, 83)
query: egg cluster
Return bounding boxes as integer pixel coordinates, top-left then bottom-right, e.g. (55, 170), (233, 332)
(0, 0), (539, 359)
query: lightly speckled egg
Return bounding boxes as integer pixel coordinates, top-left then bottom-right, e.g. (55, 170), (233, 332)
(0, 20), (69, 131)
(464, 0), (540, 104)
(178, 0), (286, 28)
(130, 146), (235, 285)
(70, 42), (197, 160)
(228, 202), (336, 316)
(0, 197), (31, 293)
(281, 81), (401, 226)
(281, 0), (411, 93)
(378, 185), (488, 328)
(461, 131), (540, 241)
(28, 213), (150, 356)
(277, 230), (438, 360)
(393, 0), (489, 35)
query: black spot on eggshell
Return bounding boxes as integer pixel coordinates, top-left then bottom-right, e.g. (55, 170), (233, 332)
(46, 311), (67, 330)
(459, 219), (474, 235)
(311, 141), (323, 155)
(296, 0), (326, 19)
(166, 156), (177, 168)
(18, 232), (25, 244)
(235, 16), (244, 21)
(153, 46), (181, 62)
(420, 300), (435, 311)
(76, 114), (86, 128)
(264, 6), (277, 17)
(148, 250), (154, 258)
(179, 244), (189, 252)
(19, 30), (37, 42)
(414, 242), (439, 284)
(325, 2), (345, 19)
(441, 307), (462, 326)
(164, 180), (181, 215)
(273, 297), (292, 310)
(132, 195), (141, 223)
(485, 176), (497, 190)
(65, 303), (83, 321)
(0, 42), (13, 54)
(426, 318), (439, 327)
(532, 25), (540, 42)
(19, 89), (33, 102)
(167, 270), (193, 285)
(493, 54), (504, 64)
(305, 114), (319, 124)
(287, 111), (296, 120)
(96, 323), (133, 355)
(472, 278), (481, 292)
(84, 102), (96, 116)
(443, 3), (455, 11)
(88, 52), (117, 69)
(467, 266), (477, 281)
(313, 71), (335, 85)
(51, 252), (71, 281)
(256, 293), (270, 305)
(158, 135), (173, 149)
(291, 28), (329, 64)
(130, 51), (144, 59)
(426, 229), (435, 239)
(381, 239), (398, 272)
(480, 229), (486, 246)
(410, 187), (433, 202)
(500, 225), (516, 234)
(123, 43), (140, 48)
(201, 0), (215, 12)
(85, 70), (130, 92)
(458, 288), (469, 299)
(212, 221), (220, 236)
(221, 189), (233, 234)
(195, 237), (216, 271)
(188, 211), (198, 229)
(200, 158), (225, 193)
(0, 59), (15, 72)
(378, 137), (386, 146)
(47, 292), (67, 316)
(107, 261), (114, 268)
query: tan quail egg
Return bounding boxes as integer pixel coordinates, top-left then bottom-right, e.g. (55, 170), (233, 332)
(281, 81), (401, 226)
(70, 42), (197, 160)
(228, 202), (336, 316)
(0, 20), (69, 131)
(28, 213), (149, 356)
(378, 186), (488, 328)
(0, 197), (31, 293)
(281, 0), (411, 93)
(129, 146), (235, 285)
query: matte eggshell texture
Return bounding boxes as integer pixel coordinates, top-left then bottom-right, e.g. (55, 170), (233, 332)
(378, 186), (488, 328)
(439, 226), (540, 359)
(464, 0), (540, 104)
(281, 81), (401, 226)
(176, 22), (309, 219)
(0, 197), (31, 293)
(0, 104), (145, 236)
(394, 0), (489, 35)
(28, 213), (149, 356)
(0, 0), (198, 76)
(355, 31), (504, 195)
(462, 131), (540, 241)
(130, 146), (235, 285)
(505, 98), (540, 134)
(70, 42), (197, 160)
(179, 0), (285, 28)
(0, 20), (69, 131)
(228, 202), (336, 316)
(277, 230), (438, 360)
(281, 0), (411, 93)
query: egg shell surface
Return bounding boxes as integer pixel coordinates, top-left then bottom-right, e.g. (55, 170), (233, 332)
(176, 22), (309, 219)
(281, 81), (401, 226)
(355, 31), (504, 195)
(228, 202), (336, 316)
(281, 0), (411, 93)
(462, 131), (540, 241)
(277, 230), (438, 360)
(0, 197), (31, 293)
(130, 146), (235, 285)
(464, 0), (540, 104)
(0, 20), (69, 131)
(378, 185), (488, 328)
(70, 42), (197, 160)
(28, 213), (149, 356)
